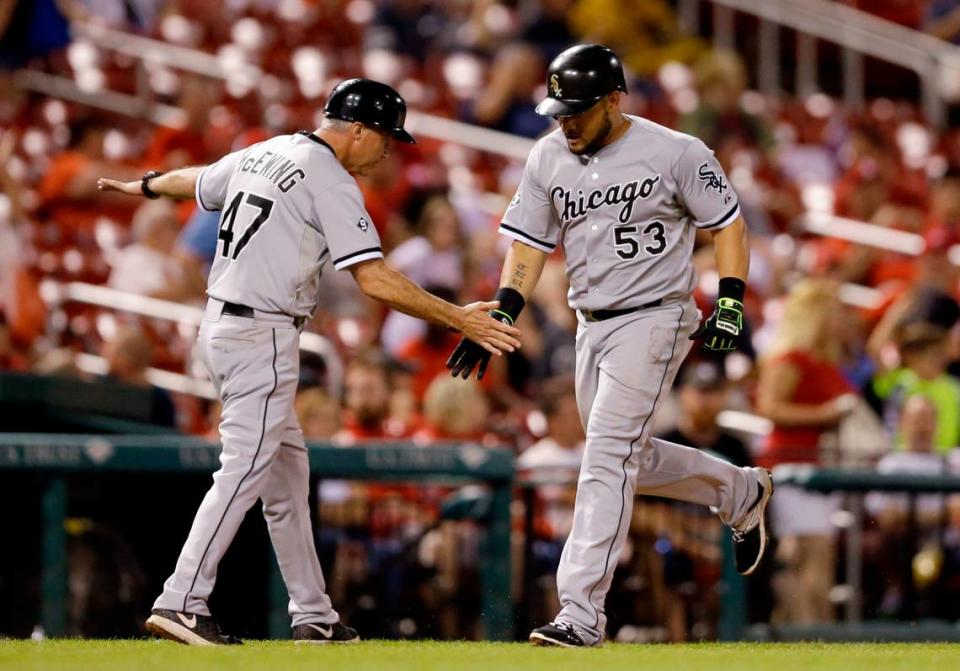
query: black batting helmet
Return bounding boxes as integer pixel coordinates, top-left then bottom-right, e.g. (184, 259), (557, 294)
(535, 44), (627, 117)
(324, 78), (416, 144)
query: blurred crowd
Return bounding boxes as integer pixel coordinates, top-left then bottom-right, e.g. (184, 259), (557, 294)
(6, 0), (960, 641)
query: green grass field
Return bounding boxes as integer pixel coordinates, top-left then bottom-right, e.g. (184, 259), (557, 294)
(2, 640), (960, 671)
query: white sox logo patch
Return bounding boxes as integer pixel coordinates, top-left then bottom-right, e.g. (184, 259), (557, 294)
(551, 175), (660, 223)
(550, 74), (562, 97)
(697, 162), (727, 194)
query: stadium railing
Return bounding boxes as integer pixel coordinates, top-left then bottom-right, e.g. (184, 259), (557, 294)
(686, 0), (960, 127)
(515, 473), (748, 642)
(15, 20), (957, 278)
(40, 280), (343, 399)
(757, 466), (960, 642)
(0, 433), (514, 641)
(38, 206), (938, 397)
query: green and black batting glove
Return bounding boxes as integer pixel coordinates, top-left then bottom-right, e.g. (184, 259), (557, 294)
(446, 287), (525, 381)
(690, 277), (746, 352)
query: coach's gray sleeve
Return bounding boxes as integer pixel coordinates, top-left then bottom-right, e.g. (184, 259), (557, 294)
(195, 147), (248, 212)
(673, 138), (740, 231)
(498, 144), (559, 253)
(315, 181), (383, 270)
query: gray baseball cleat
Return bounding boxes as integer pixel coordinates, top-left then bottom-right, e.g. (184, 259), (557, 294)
(292, 621), (360, 644)
(732, 467), (774, 575)
(146, 609), (242, 646)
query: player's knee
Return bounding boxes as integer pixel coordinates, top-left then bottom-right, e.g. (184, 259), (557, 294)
(262, 499), (293, 522)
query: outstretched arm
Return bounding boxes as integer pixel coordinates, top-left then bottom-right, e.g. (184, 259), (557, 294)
(97, 166), (205, 200)
(350, 259), (521, 356)
(865, 290), (916, 369)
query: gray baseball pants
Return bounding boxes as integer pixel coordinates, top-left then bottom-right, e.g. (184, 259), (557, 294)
(153, 299), (338, 626)
(557, 297), (759, 643)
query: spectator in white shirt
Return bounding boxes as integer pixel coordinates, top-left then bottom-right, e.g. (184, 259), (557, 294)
(381, 194), (465, 355)
(867, 394), (951, 525)
(107, 199), (181, 298)
(519, 376), (585, 475)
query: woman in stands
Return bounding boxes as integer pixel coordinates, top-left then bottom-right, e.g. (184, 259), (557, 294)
(755, 279), (857, 623)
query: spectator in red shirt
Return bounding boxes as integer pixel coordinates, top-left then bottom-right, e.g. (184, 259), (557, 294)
(144, 74), (223, 170)
(335, 351), (411, 443)
(398, 321), (462, 403)
(38, 118), (141, 234)
(852, 0), (923, 29)
(0, 311), (29, 371)
(296, 387), (342, 441)
(833, 121), (926, 222)
(415, 374), (492, 443)
(926, 165), (960, 231)
(756, 279), (858, 624)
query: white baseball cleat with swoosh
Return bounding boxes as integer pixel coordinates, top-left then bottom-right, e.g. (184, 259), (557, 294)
(293, 621), (360, 644)
(146, 609), (243, 646)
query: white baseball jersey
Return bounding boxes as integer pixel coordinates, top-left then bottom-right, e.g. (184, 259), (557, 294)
(500, 115), (739, 311)
(196, 131), (383, 318)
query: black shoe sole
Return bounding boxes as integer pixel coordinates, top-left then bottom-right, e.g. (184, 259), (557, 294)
(529, 631), (583, 648)
(739, 468), (774, 577)
(146, 614), (218, 647)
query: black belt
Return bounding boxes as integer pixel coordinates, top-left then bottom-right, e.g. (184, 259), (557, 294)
(221, 301), (305, 328)
(221, 301), (255, 318)
(580, 298), (662, 322)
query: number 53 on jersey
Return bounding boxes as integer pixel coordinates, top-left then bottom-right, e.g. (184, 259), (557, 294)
(613, 222), (666, 259)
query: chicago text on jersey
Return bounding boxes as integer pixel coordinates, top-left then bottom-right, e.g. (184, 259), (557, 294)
(550, 175), (660, 224)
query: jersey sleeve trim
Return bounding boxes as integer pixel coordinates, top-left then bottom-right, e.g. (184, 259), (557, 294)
(332, 246), (384, 270)
(195, 166), (216, 212)
(498, 223), (556, 253)
(695, 203), (740, 230)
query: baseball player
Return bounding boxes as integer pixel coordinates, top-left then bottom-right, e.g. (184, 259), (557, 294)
(446, 45), (773, 647)
(98, 78), (521, 645)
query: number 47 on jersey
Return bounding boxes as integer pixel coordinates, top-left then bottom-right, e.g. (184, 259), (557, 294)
(217, 191), (275, 261)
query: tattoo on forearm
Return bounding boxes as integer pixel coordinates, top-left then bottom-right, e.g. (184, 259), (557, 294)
(509, 263), (528, 290)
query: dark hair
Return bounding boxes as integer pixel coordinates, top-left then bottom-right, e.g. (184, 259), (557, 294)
(942, 163), (960, 181)
(539, 375), (576, 417)
(849, 118), (889, 151)
(67, 116), (106, 150)
(897, 322), (948, 355)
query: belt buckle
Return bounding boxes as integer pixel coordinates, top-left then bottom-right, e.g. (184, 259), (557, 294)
(582, 309), (597, 322)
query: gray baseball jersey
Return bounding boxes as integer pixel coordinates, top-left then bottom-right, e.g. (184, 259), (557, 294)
(197, 131), (383, 317)
(500, 115), (739, 310)
(503, 115), (764, 646)
(151, 131), (380, 633)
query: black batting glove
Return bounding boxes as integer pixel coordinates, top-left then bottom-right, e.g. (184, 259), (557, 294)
(446, 287), (525, 381)
(690, 277), (746, 352)
(446, 336), (494, 380)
